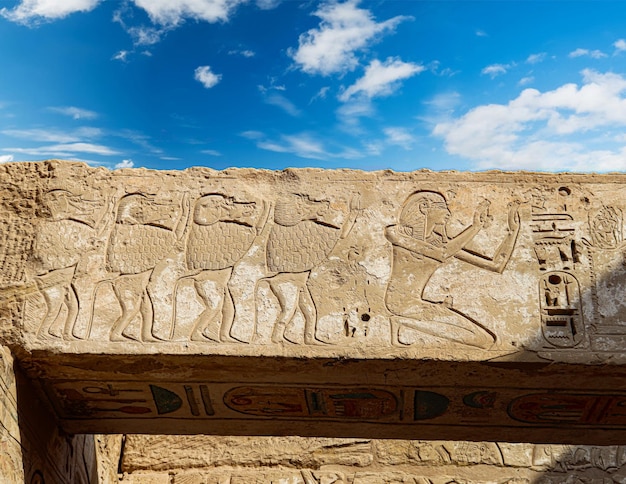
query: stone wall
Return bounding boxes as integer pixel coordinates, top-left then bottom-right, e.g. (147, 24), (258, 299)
(113, 435), (626, 483)
(0, 344), (101, 484)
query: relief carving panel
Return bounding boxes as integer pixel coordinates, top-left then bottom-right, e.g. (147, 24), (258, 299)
(1, 162), (626, 365)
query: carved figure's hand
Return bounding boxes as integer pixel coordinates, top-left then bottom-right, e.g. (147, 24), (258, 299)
(350, 193), (361, 212)
(473, 199), (491, 228)
(507, 201), (521, 233)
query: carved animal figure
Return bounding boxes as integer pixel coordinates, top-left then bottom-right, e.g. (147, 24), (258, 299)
(173, 194), (269, 342)
(94, 193), (189, 342)
(384, 190), (520, 349)
(255, 193), (358, 344)
(32, 189), (111, 339)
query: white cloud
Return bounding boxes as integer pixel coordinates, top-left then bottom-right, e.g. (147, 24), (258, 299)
(48, 106), (98, 120)
(481, 63), (511, 78)
(336, 98), (374, 133)
(249, 132), (362, 160)
(194, 66), (222, 88)
(2, 127), (101, 143)
(5, 142), (120, 157)
(131, 0), (245, 27)
(475, 29), (488, 37)
(201, 149), (222, 156)
(614, 39), (626, 53)
(0, 155), (14, 163)
(112, 50), (130, 62)
(290, 0), (411, 76)
(240, 130), (264, 140)
(1, 0), (100, 24)
(432, 69), (626, 171)
(127, 25), (164, 46)
(256, 0), (281, 9)
(519, 76), (534, 86)
(115, 159), (134, 169)
(228, 49), (255, 57)
(310, 86), (330, 103)
(339, 57), (424, 102)
(526, 53), (546, 64)
(569, 48), (607, 59)
(264, 94), (301, 117)
(383, 127), (415, 150)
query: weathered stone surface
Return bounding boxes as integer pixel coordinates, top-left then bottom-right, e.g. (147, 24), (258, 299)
(114, 435), (626, 484)
(2, 161), (626, 442)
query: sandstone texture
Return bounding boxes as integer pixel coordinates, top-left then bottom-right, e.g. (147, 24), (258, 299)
(114, 435), (626, 484)
(1, 161), (626, 444)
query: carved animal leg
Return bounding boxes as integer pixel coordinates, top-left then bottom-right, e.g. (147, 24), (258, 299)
(110, 275), (145, 342)
(269, 280), (300, 344)
(191, 278), (222, 342)
(140, 289), (161, 342)
(37, 285), (65, 339)
(300, 284), (326, 345)
(219, 285), (237, 343)
(61, 284), (80, 340)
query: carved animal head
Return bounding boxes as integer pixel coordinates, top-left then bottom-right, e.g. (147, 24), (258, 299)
(116, 194), (149, 225)
(274, 194), (332, 226)
(193, 194), (255, 226)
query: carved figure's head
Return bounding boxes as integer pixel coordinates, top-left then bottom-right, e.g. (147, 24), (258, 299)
(400, 191), (450, 239)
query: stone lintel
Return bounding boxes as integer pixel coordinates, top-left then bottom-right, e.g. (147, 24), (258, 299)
(2, 161), (626, 442)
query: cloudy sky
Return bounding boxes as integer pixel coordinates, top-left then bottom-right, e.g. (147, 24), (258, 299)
(2, 0), (626, 172)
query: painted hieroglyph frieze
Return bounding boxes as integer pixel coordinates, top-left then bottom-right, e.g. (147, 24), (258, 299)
(3, 161), (626, 362)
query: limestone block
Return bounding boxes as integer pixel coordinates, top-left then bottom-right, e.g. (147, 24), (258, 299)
(2, 161), (626, 442)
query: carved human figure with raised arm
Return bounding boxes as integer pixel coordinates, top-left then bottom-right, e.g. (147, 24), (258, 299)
(385, 190), (520, 349)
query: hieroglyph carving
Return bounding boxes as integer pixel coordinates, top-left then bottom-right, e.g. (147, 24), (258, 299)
(384, 191), (520, 349)
(254, 193), (359, 344)
(530, 187), (587, 349)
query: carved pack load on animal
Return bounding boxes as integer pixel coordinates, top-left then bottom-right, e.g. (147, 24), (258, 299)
(32, 220), (92, 273)
(107, 224), (176, 274)
(186, 222), (256, 271)
(267, 221), (338, 273)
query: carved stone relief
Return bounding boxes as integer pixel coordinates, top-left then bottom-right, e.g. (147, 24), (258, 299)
(2, 162), (626, 365)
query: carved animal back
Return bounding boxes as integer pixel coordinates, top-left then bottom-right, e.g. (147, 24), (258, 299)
(107, 224), (176, 274)
(32, 220), (93, 274)
(186, 222), (256, 270)
(266, 221), (338, 273)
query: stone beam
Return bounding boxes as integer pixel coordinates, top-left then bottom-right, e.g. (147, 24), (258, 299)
(1, 160), (626, 443)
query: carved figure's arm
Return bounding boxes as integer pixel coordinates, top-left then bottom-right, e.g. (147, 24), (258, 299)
(174, 193), (191, 241)
(255, 200), (272, 235)
(340, 194), (360, 239)
(455, 202), (521, 273)
(95, 188), (121, 238)
(385, 225), (446, 262)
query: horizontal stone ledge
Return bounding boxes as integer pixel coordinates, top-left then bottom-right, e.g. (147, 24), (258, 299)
(14, 351), (626, 443)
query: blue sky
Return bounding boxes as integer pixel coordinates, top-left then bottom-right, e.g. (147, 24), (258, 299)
(2, 1), (626, 172)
